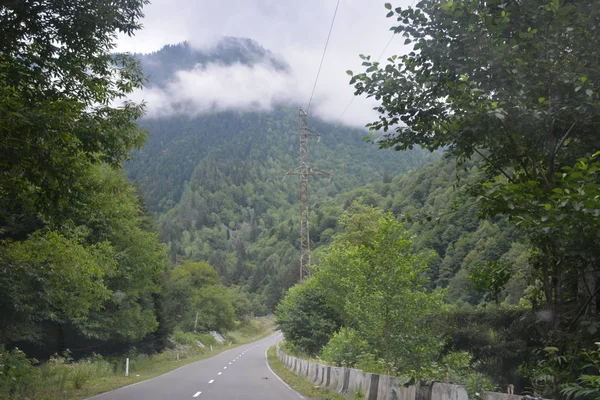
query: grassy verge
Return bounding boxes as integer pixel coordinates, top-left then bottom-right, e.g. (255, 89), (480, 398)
(266, 346), (350, 400)
(2, 317), (275, 400)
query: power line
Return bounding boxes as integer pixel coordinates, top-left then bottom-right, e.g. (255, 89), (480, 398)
(377, 31), (397, 62)
(335, 0), (418, 125)
(335, 32), (396, 125)
(307, 0), (341, 114)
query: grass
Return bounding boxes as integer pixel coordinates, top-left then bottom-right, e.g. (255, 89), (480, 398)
(2, 317), (275, 400)
(266, 346), (352, 400)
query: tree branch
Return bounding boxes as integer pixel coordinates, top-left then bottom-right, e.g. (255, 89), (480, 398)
(567, 286), (600, 333)
(550, 120), (577, 176)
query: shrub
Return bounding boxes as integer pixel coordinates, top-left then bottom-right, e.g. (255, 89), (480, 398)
(0, 346), (37, 398)
(320, 328), (370, 367)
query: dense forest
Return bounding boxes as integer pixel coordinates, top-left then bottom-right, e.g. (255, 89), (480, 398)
(124, 38), (442, 311)
(277, 1), (600, 399)
(0, 2), (287, 396)
(1, 0), (599, 399)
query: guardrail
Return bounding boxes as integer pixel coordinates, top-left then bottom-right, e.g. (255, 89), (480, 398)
(276, 346), (545, 400)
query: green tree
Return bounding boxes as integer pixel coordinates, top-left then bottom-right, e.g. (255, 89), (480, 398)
(350, 0), (600, 337)
(319, 208), (444, 373)
(275, 278), (343, 355)
(0, 165), (168, 347)
(0, 231), (114, 343)
(0, 0), (147, 230)
(162, 261), (237, 332)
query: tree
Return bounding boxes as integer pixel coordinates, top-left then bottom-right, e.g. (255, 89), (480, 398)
(0, 231), (114, 344)
(0, 0), (148, 230)
(350, 0), (600, 338)
(0, 166), (168, 347)
(162, 261), (237, 333)
(318, 207), (444, 372)
(275, 278), (343, 355)
(0, 0), (162, 352)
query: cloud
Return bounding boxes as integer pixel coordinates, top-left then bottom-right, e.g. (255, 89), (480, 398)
(134, 61), (299, 118)
(119, 0), (415, 127)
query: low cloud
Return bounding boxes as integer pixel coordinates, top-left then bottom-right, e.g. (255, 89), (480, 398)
(132, 56), (382, 127)
(119, 0), (415, 127)
(134, 62), (298, 118)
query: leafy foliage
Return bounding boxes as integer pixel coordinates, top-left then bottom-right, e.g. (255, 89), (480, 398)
(525, 344), (600, 400)
(0, 0), (148, 226)
(0, 0), (170, 359)
(162, 261), (240, 333)
(350, 0), (600, 392)
(275, 278), (343, 355)
(278, 205), (444, 374)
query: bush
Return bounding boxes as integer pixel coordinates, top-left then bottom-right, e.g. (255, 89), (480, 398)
(0, 346), (38, 398)
(172, 328), (207, 347)
(320, 328), (370, 367)
(276, 279), (343, 355)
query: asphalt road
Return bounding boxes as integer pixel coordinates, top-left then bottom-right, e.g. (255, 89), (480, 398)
(89, 332), (303, 400)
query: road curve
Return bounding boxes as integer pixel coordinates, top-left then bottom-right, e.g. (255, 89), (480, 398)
(88, 332), (302, 400)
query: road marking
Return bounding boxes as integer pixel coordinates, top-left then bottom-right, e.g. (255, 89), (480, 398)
(264, 348), (304, 399)
(223, 366), (227, 369)
(218, 372), (222, 375)
(193, 391), (202, 397)
(208, 379), (215, 384)
(229, 362), (232, 364)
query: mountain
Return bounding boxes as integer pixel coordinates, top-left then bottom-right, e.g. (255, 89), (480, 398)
(125, 38), (441, 311)
(133, 37), (288, 86)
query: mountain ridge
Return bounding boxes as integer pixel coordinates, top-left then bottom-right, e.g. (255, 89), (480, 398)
(133, 37), (289, 86)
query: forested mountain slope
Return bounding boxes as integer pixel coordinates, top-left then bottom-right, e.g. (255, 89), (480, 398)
(310, 156), (526, 305)
(125, 39), (440, 310)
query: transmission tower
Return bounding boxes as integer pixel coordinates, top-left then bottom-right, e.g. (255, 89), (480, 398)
(287, 108), (330, 282)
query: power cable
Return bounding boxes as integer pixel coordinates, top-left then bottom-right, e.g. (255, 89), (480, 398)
(335, 32), (396, 125)
(306, 0), (341, 114)
(335, 0), (418, 125)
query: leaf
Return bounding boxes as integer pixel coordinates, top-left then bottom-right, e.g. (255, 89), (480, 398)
(385, 3), (392, 10)
(404, 38), (412, 45)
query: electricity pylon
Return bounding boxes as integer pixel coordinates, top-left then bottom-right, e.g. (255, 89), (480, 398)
(287, 108), (330, 282)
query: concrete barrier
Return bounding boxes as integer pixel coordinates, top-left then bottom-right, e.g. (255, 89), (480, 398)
(377, 374), (401, 400)
(329, 367), (347, 392)
(348, 368), (365, 395)
(301, 359), (309, 377)
(275, 347), (549, 400)
(483, 393), (522, 400)
(308, 361), (318, 382)
(364, 373), (381, 400)
(416, 384), (433, 400)
(322, 366), (331, 387)
(400, 385), (417, 400)
(337, 368), (351, 394)
(431, 383), (468, 400)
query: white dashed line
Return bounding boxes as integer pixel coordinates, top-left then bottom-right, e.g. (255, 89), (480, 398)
(208, 379), (215, 384)
(193, 391), (201, 397)
(218, 372), (222, 375)
(223, 366), (227, 370)
(229, 362), (232, 364)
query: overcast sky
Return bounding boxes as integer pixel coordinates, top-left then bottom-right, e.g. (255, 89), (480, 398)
(117, 0), (414, 127)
